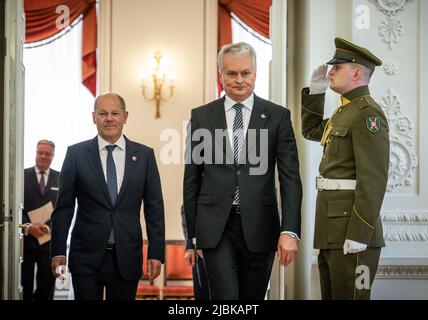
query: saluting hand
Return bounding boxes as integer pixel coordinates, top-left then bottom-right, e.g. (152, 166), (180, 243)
(310, 64), (329, 94)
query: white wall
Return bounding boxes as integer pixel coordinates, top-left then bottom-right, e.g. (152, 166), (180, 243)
(108, 0), (207, 240)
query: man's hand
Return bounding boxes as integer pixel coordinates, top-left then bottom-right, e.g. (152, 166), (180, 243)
(277, 234), (298, 266)
(309, 64), (329, 94)
(343, 239), (367, 254)
(147, 259), (162, 281)
(184, 249), (204, 267)
(184, 249), (196, 267)
(51, 256), (67, 278)
(28, 223), (50, 238)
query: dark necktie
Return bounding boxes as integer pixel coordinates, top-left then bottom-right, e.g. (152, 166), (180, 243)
(106, 145), (117, 244)
(39, 171), (46, 194)
(232, 103), (244, 204)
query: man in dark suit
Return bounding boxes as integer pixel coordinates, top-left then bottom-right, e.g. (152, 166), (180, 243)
(51, 92), (165, 300)
(22, 139), (59, 300)
(183, 42), (302, 300)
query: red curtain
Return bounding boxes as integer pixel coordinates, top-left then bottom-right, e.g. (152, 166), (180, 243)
(217, 0), (272, 95)
(24, 0), (97, 96)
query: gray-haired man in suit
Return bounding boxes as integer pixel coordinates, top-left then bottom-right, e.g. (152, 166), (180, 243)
(22, 140), (59, 300)
(183, 42), (303, 300)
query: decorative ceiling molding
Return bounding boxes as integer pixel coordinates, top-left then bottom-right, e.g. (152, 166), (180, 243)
(380, 89), (418, 192)
(369, 0), (415, 17)
(377, 265), (428, 279)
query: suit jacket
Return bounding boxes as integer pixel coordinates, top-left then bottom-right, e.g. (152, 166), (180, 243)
(183, 95), (302, 253)
(23, 167), (59, 252)
(51, 136), (165, 281)
(301, 85), (388, 249)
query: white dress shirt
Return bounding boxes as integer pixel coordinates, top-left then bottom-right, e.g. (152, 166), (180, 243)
(35, 167), (50, 185)
(224, 94), (254, 151)
(97, 134), (126, 192)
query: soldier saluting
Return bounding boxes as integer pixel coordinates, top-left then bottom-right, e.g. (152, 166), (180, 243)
(301, 37), (390, 300)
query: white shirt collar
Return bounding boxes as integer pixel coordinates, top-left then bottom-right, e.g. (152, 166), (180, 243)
(224, 93), (254, 112)
(98, 134), (126, 152)
(35, 166), (50, 175)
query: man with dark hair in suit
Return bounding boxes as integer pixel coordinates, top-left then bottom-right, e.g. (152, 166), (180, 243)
(22, 139), (59, 300)
(51, 92), (165, 300)
(184, 42), (303, 300)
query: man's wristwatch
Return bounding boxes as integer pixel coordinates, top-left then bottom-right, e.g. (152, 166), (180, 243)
(285, 232), (300, 241)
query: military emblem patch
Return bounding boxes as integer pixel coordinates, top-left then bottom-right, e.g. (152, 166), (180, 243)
(366, 117), (381, 134)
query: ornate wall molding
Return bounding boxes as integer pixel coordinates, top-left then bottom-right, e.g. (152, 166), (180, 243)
(376, 265), (428, 279)
(380, 89), (418, 192)
(378, 17), (404, 50)
(383, 59), (398, 75)
(382, 213), (428, 241)
(369, 0), (415, 16)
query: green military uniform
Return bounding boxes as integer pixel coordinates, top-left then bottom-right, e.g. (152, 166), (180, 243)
(301, 38), (389, 299)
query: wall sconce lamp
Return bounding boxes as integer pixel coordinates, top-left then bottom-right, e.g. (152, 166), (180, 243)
(140, 51), (175, 119)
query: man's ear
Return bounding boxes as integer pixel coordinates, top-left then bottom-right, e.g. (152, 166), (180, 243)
(92, 112), (96, 124)
(353, 67), (362, 81)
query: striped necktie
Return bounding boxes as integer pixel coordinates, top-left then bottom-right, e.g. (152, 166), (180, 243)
(232, 103), (244, 204)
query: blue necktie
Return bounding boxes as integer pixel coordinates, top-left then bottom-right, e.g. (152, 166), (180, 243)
(232, 103), (244, 204)
(106, 145), (117, 244)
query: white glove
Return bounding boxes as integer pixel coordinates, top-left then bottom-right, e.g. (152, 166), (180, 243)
(343, 239), (367, 255)
(309, 64), (329, 94)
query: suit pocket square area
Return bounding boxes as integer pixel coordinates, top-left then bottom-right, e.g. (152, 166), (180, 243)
(197, 195), (212, 205)
(50, 187), (59, 191)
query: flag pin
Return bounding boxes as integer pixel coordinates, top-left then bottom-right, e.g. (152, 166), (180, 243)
(132, 155), (137, 161)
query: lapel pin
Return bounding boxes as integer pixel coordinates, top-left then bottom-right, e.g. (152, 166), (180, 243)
(261, 114), (266, 119)
(132, 155), (137, 161)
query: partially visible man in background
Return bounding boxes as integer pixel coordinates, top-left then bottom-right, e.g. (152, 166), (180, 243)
(22, 139), (59, 300)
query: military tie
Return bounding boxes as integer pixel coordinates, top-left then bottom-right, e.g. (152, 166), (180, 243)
(106, 145), (118, 244)
(39, 171), (46, 194)
(232, 103), (245, 204)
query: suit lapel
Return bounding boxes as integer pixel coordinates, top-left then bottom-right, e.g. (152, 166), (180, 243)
(116, 137), (136, 205)
(245, 95), (269, 163)
(208, 97), (234, 166)
(84, 137), (112, 206)
(45, 170), (55, 193)
(30, 167), (43, 196)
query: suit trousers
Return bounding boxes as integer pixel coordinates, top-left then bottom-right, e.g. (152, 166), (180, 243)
(22, 249), (56, 300)
(318, 248), (381, 300)
(203, 211), (275, 300)
(192, 254), (210, 300)
(71, 249), (139, 300)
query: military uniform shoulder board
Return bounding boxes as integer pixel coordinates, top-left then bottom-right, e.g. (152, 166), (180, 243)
(358, 96), (370, 109)
(366, 116), (381, 134)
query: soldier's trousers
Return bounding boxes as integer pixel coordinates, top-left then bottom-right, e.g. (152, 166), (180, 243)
(318, 248), (381, 300)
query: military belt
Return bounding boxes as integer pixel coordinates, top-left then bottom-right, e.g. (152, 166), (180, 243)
(316, 176), (356, 191)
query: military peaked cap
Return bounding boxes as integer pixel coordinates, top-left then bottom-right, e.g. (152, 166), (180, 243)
(327, 37), (382, 70)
